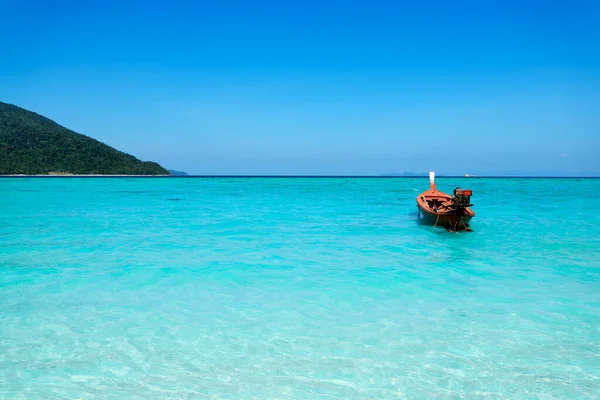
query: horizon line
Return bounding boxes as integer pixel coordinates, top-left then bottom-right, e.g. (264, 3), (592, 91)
(1, 175), (599, 179)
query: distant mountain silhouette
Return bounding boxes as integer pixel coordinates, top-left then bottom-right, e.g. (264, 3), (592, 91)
(380, 172), (429, 177)
(168, 169), (189, 176)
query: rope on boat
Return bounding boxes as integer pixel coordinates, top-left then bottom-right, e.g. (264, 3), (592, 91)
(421, 201), (471, 232)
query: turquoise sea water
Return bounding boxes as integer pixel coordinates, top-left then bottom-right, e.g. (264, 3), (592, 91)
(1, 177), (599, 399)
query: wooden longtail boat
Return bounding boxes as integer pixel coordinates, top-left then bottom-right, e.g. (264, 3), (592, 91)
(417, 172), (475, 231)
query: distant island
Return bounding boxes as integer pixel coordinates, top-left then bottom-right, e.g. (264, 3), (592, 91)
(381, 172), (432, 177)
(168, 169), (189, 176)
(0, 102), (170, 175)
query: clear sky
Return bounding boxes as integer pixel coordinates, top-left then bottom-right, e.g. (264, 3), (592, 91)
(1, 0), (599, 176)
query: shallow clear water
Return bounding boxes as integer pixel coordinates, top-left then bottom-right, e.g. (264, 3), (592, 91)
(1, 177), (599, 399)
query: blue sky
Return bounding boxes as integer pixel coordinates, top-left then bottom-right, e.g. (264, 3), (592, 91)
(1, 0), (599, 175)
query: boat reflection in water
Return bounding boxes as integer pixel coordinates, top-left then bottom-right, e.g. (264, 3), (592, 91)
(416, 172), (475, 232)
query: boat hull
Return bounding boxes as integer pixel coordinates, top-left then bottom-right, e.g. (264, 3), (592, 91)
(416, 190), (475, 231)
(417, 204), (473, 228)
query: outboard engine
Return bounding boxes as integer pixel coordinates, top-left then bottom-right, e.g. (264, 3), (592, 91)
(452, 187), (473, 208)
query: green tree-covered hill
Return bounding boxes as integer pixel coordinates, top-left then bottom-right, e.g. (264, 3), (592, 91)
(0, 102), (170, 175)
